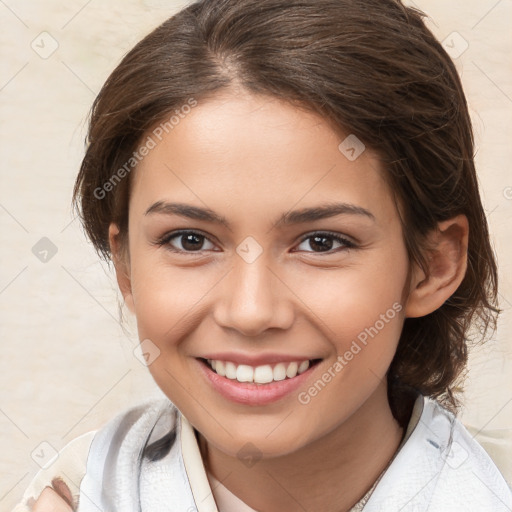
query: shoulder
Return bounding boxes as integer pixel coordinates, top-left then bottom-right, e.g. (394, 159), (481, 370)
(13, 397), (177, 512)
(12, 430), (96, 512)
(364, 394), (512, 511)
(428, 397), (512, 509)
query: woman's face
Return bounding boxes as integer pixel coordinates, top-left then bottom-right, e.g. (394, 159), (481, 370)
(115, 88), (412, 458)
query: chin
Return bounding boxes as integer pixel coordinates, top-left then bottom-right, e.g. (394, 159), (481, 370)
(209, 426), (313, 461)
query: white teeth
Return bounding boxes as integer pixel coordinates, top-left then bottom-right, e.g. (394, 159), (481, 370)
(298, 360), (310, 374)
(273, 363), (287, 381)
(286, 362), (298, 378)
(206, 358), (315, 383)
(215, 360), (226, 377)
(254, 365), (274, 384)
(225, 361), (237, 379)
(236, 364), (254, 383)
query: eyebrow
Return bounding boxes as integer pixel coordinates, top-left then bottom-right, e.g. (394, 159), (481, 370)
(145, 201), (375, 228)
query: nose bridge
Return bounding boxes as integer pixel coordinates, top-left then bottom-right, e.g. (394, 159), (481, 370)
(213, 246), (293, 336)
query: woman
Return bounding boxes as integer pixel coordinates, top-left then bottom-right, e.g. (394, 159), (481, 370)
(16, 0), (512, 510)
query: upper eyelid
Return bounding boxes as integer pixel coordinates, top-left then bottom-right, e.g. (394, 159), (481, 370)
(161, 229), (219, 245)
(297, 231), (354, 244)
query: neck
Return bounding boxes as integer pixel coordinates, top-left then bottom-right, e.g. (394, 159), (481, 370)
(198, 383), (408, 512)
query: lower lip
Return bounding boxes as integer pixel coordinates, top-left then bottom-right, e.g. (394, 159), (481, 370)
(196, 358), (320, 406)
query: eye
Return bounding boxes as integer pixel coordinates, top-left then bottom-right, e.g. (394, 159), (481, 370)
(156, 230), (216, 253)
(294, 232), (356, 254)
(155, 230), (356, 255)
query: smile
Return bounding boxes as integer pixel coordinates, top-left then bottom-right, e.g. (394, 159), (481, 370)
(204, 358), (313, 384)
(196, 357), (322, 405)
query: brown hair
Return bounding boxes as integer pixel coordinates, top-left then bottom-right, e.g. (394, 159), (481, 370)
(73, 0), (499, 427)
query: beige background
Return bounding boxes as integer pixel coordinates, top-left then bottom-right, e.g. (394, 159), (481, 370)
(0, 0), (511, 509)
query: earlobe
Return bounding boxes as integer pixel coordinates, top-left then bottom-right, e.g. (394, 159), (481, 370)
(404, 214), (469, 318)
(108, 223), (135, 313)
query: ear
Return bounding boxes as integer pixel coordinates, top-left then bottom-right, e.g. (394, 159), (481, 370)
(404, 214), (469, 318)
(108, 223), (135, 313)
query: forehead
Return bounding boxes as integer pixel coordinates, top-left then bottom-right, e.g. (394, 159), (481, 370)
(129, 89), (398, 229)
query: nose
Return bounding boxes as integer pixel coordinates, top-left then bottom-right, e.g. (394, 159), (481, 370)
(213, 254), (295, 337)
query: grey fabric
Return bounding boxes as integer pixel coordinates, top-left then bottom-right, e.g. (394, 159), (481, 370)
(77, 397), (195, 512)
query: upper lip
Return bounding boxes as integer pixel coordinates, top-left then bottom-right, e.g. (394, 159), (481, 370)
(198, 352), (321, 366)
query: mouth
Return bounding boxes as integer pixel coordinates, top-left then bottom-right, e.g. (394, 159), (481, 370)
(198, 357), (322, 384)
(196, 357), (323, 405)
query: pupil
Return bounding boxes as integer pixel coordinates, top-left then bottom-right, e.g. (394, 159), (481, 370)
(311, 235), (332, 252)
(182, 234), (203, 251)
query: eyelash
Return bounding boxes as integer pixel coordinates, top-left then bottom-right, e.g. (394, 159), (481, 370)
(154, 230), (356, 255)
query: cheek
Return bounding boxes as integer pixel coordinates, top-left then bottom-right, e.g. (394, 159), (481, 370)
(130, 261), (208, 342)
(290, 251), (408, 382)
(289, 261), (407, 434)
(295, 253), (407, 329)
(128, 258), (209, 403)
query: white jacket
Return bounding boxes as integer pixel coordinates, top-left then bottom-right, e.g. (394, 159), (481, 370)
(13, 393), (512, 511)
